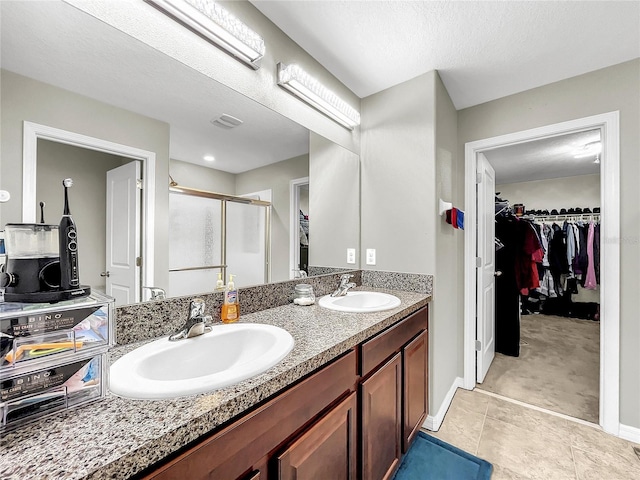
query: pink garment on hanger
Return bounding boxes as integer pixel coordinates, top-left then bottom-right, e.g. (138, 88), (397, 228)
(585, 222), (598, 290)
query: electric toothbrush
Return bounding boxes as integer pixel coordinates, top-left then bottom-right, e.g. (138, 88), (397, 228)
(59, 178), (80, 290)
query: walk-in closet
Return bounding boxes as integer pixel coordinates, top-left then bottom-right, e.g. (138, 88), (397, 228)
(478, 129), (602, 424)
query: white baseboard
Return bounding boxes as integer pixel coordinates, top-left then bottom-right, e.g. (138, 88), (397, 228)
(422, 376), (464, 432)
(619, 423), (640, 444)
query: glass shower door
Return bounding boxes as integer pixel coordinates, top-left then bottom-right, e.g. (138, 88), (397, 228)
(168, 193), (223, 297)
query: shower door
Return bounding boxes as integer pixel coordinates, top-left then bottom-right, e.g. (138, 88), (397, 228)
(168, 193), (223, 297)
(168, 189), (271, 297)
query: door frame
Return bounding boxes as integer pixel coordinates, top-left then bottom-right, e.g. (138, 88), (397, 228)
(289, 176), (309, 278)
(462, 112), (620, 435)
(22, 121), (156, 301)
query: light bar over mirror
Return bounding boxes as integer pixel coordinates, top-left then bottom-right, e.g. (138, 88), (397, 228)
(146, 0), (265, 69)
(277, 63), (361, 130)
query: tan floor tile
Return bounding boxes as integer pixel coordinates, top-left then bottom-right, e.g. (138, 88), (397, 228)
(572, 445), (640, 480)
(429, 403), (485, 455)
(490, 463), (532, 479)
(452, 387), (491, 415)
(477, 416), (576, 480)
(566, 421), (640, 466)
(485, 396), (574, 444)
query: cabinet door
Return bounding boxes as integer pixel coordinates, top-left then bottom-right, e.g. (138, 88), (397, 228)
(403, 330), (428, 452)
(361, 353), (402, 480)
(277, 392), (357, 480)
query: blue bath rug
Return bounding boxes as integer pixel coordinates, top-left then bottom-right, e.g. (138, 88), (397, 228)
(393, 431), (493, 480)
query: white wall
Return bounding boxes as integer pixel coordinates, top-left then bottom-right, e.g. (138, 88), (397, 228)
(497, 174), (600, 212)
(458, 59), (640, 429)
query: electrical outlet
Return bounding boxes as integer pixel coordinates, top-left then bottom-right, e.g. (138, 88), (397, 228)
(347, 248), (356, 264)
(366, 248), (376, 265)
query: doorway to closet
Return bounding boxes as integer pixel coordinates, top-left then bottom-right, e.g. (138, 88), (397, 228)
(463, 112), (620, 435)
(481, 129), (602, 424)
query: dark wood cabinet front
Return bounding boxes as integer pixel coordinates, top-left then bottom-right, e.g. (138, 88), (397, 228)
(361, 353), (402, 480)
(402, 329), (428, 452)
(142, 306), (429, 480)
(277, 392), (357, 480)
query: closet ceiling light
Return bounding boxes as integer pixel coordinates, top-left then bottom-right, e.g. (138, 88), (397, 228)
(277, 63), (360, 130)
(573, 141), (601, 158)
(146, 0), (265, 69)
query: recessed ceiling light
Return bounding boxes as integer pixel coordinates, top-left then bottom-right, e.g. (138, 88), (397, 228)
(204, 155), (215, 162)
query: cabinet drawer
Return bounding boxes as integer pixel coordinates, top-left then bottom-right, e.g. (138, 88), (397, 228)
(360, 307), (428, 376)
(143, 349), (357, 480)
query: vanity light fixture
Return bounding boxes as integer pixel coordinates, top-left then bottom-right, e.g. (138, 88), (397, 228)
(146, 0), (265, 69)
(277, 63), (360, 130)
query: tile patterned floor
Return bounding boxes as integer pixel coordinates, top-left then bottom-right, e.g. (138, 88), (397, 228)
(426, 389), (640, 479)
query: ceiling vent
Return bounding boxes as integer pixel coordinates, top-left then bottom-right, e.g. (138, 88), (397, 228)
(211, 114), (244, 129)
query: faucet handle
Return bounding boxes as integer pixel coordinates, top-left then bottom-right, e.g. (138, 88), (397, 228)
(189, 298), (206, 318)
(339, 274), (354, 285)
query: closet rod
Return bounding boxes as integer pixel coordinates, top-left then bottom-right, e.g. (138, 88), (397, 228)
(523, 213), (600, 222)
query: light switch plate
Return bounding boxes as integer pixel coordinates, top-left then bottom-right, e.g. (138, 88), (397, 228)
(347, 248), (356, 264)
(366, 248), (376, 265)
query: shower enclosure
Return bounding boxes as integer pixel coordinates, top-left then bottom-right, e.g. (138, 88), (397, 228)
(168, 185), (271, 297)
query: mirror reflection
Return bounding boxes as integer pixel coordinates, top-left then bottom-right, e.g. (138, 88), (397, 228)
(0, 1), (360, 306)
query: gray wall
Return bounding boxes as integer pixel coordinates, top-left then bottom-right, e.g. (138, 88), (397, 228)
(497, 174), (600, 211)
(170, 159), (236, 194)
(458, 59), (640, 429)
(36, 140), (128, 291)
(361, 71), (464, 415)
(309, 133), (360, 270)
(67, 0), (359, 154)
(361, 71), (436, 273)
(0, 69), (171, 290)
(235, 154), (309, 282)
(434, 72), (463, 412)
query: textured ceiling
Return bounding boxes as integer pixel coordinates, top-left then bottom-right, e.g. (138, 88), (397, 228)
(251, 0), (640, 109)
(484, 129), (601, 185)
(1, 1), (309, 174)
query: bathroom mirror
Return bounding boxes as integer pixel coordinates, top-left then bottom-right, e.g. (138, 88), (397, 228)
(0, 1), (360, 305)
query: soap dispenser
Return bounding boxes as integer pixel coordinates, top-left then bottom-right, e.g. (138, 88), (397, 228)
(221, 274), (239, 323)
(215, 272), (225, 291)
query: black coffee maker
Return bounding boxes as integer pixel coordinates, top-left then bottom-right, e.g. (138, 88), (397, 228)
(0, 223), (89, 303)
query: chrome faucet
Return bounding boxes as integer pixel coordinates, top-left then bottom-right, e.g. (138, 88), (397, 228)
(169, 298), (213, 341)
(143, 286), (166, 301)
(331, 274), (357, 297)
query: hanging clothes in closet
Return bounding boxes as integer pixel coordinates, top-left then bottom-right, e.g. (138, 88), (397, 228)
(494, 200), (543, 357)
(527, 214), (601, 319)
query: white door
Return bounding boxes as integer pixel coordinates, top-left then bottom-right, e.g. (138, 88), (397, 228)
(476, 152), (496, 383)
(106, 162), (141, 306)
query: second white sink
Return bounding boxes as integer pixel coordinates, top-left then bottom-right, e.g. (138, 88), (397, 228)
(318, 291), (401, 313)
(109, 323), (294, 400)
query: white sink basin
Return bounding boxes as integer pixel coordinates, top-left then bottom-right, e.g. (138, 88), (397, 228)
(109, 323), (294, 400)
(318, 291), (401, 313)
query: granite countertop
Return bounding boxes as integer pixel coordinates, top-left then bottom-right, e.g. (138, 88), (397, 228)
(0, 288), (430, 480)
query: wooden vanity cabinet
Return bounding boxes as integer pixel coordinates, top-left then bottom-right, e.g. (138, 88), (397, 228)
(277, 392), (357, 480)
(141, 306), (428, 480)
(141, 349), (357, 480)
(359, 307), (428, 480)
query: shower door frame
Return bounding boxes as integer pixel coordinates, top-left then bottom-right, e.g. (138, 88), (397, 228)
(168, 185), (271, 287)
